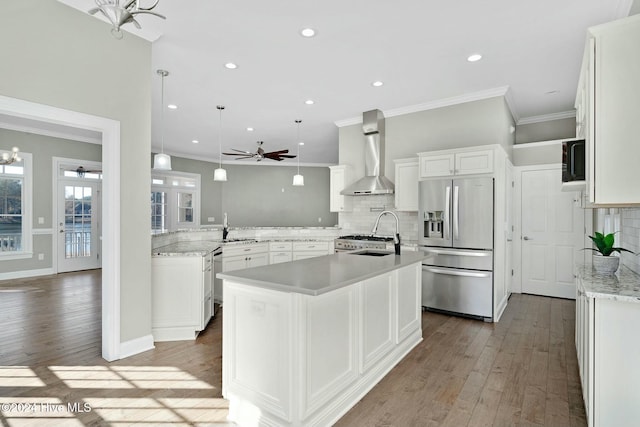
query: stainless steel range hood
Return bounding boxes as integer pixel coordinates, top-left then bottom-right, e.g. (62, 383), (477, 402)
(340, 109), (395, 195)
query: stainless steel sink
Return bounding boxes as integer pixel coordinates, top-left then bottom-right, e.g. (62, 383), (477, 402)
(348, 249), (394, 257)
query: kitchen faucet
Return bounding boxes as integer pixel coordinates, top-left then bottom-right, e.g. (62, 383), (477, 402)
(371, 210), (401, 255)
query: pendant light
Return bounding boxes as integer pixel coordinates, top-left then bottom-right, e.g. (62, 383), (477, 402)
(214, 105), (227, 181)
(292, 119), (304, 186)
(153, 69), (172, 170)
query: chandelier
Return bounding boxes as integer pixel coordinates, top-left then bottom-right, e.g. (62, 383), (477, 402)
(0, 147), (21, 166)
(88, 0), (166, 39)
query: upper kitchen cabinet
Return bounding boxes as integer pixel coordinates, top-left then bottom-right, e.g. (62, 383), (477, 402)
(394, 158), (418, 211)
(418, 146), (495, 179)
(579, 15), (640, 205)
(329, 165), (354, 212)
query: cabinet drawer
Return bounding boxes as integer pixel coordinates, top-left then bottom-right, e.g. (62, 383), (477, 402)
(293, 251), (329, 260)
(223, 243), (269, 257)
(269, 241), (293, 251)
(292, 241), (329, 252)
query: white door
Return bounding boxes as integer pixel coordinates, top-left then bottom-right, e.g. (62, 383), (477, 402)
(57, 180), (101, 272)
(520, 167), (584, 299)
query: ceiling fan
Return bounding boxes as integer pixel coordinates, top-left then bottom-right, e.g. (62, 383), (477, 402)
(223, 141), (297, 162)
(75, 166), (102, 177)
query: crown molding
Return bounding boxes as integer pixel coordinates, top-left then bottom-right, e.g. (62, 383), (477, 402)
(0, 119), (102, 145)
(614, 0), (634, 18)
(503, 86), (519, 123)
(334, 86), (511, 127)
(517, 111), (576, 125)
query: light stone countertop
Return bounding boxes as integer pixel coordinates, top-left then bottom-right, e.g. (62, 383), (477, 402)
(217, 251), (430, 296)
(152, 241), (221, 257)
(577, 264), (640, 303)
(153, 237), (337, 256)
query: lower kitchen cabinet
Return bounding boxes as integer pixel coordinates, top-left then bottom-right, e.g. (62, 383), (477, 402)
(576, 271), (640, 427)
(293, 241), (331, 260)
(151, 252), (213, 342)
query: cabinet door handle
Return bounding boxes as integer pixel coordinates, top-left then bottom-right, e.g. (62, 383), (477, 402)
(523, 236), (532, 241)
(244, 248), (251, 252)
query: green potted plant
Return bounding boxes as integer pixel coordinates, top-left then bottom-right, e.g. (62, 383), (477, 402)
(585, 232), (635, 274)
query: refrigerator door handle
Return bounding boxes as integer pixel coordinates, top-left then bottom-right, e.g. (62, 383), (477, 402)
(444, 186), (451, 240)
(423, 248), (491, 257)
(423, 266), (491, 278)
(453, 185), (459, 240)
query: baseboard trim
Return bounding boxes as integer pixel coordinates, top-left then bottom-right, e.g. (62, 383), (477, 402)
(119, 334), (155, 359)
(0, 268), (54, 281)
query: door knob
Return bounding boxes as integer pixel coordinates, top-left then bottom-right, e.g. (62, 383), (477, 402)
(523, 236), (532, 241)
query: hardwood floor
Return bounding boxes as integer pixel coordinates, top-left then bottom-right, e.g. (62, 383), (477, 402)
(0, 271), (586, 426)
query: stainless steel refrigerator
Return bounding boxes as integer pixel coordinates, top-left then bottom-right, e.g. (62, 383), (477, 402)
(419, 177), (494, 320)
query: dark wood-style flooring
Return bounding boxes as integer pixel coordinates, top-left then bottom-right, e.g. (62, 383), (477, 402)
(0, 271), (586, 426)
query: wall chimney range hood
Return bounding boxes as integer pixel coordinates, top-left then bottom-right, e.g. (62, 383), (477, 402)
(340, 109), (395, 196)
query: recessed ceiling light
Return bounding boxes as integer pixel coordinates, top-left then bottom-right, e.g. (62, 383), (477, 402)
(167, 104), (178, 109)
(224, 62), (238, 69)
(305, 99), (315, 105)
(299, 142), (305, 146)
(300, 28), (316, 38)
(467, 54), (482, 62)
(372, 81), (384, 87)
(192, 140), (199, 144)
(246, 127), (254, 132)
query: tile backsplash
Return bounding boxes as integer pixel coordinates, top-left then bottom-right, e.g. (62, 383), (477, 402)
(621, 208), (640, 274)
(338, 195), (419, 242)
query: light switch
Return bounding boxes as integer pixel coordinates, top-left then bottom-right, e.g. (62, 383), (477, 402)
(38, 217), (44, 224)
(38, 253), (44, 261)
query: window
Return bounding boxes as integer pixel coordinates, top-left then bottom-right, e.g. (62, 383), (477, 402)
(151, 171), (200, 233)
(0, 152), (32, 258)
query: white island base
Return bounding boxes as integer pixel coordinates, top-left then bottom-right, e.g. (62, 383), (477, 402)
(220, 255), (424, 427)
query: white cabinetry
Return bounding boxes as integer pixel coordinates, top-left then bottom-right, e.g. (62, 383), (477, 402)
(576, 274), (640, 427)
(418, 148), (494, 179)
(269, 241), (293, 264)
(221, 243), (269, 272)
(329, 165), (353, 212)
(151, 252), (213, 341)
(393, 158), (418, 211)
(578, 15), (640, 205)
(292, 241), (331, 260)
(223, 262), (422, 426)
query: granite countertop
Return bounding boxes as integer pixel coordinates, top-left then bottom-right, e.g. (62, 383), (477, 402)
(576, 264), (640, 303)
(153, 237), (336, 255)
(152, 241), (221, 257)
(217, 251), (430, 296)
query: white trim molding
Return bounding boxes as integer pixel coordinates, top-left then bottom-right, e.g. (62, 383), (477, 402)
(0, 267), (55, 281)
(334, 86), (511, 127)
(32, 228), (54, 235)
(119, 334), (155, 359)
(0, 94), (121, 362)
(513, 139), (564, 149)
(517, 111), (576, 125)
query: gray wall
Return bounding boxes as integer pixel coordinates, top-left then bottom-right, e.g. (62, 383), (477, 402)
(339, 96), (515, 182)
(512, 117), (576, 166)
(2, 0), (152, 343)
(0, 129), (102, 273)
(515, 117), (576, 144)
(160, 155), (338, 227)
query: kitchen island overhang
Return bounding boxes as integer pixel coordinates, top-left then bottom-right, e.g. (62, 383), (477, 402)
(218, 251), (429, 426)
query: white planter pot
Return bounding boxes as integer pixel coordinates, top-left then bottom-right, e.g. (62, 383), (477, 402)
(592, 254), (620, 275)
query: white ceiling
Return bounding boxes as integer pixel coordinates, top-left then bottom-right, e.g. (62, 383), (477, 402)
(58, 0), (633, 165)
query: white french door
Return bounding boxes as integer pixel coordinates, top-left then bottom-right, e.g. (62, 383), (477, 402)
(520, 166), (585, 299)
(57, 180), (102, 272)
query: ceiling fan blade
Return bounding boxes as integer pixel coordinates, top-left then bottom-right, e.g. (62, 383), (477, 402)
(264, 149), (289, 155)
(233, 157), (254, 160)
(231, 148), (254, 154)
(223, 152), (255, 156)
(275, 154), (297, 158)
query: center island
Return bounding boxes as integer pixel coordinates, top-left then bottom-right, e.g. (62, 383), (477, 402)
(218, 250), (429, 426)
